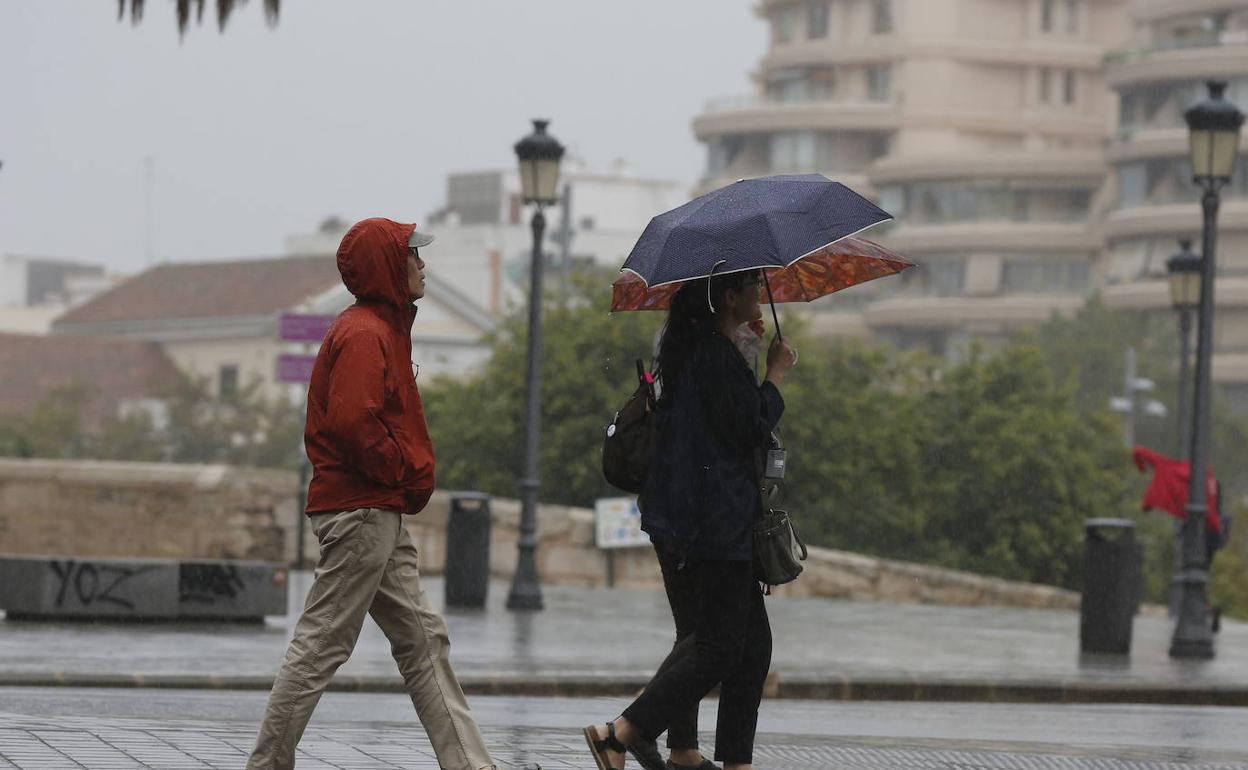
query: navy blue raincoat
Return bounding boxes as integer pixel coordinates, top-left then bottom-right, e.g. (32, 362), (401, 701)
(639, 329), (784, 562)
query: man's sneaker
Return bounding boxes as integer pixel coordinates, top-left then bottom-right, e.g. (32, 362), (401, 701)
(627, 735), (667, 770)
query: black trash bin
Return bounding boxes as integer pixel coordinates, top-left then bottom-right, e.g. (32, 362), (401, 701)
(445, 492), (491, 609)
(1080, 518), (1141, 655)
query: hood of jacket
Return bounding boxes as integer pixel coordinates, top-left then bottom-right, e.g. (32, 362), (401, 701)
(336, 217), (418, 315)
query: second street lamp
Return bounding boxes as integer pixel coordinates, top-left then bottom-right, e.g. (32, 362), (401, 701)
(1165, 238), (1201, 616)
(507, 119), (565, 612)
(1170, 81), (1244, 659)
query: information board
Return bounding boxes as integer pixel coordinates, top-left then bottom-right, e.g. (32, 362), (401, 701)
(594, 497), (649, 550)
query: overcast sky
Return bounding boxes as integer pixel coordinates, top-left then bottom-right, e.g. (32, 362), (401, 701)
(0, 1), (763, 274)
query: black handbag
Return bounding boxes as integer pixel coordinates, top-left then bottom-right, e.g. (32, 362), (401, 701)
(753, 509), (807, 588)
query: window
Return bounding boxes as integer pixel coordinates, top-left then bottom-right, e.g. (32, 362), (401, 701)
(895, 258), (966, 297)
(868, 134), (890, 160)
(878, 185), (906, 217)
(1063, 71), (1077, 104)
(770, 131), (816, 172)
(807, 0), (829, 39)
(1039, 68), (1052, 102)
(866, 65), (892, 101)
(887, 181), (1091, 224)
(219, 365), (239, 400)
(1040, 0), (1055, 32)
(1001, 260), (1091, 294)
(1064, 0), (1079, 33)
(774, 6), (797, 43)
(872, 0), (894, 34)
(767, 66), (837, 102)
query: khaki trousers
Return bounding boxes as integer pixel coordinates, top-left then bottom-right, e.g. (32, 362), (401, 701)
(247, 507), (494, 770)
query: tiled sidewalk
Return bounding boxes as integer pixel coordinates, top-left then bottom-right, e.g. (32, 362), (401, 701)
(4, 711), (1248, 770)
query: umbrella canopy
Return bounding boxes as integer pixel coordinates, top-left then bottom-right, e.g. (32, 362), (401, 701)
(621, 174), (893, 288)
(612, 236), (914, 312)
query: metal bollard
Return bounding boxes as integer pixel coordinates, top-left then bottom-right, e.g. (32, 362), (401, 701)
(445, 492), (492, 609)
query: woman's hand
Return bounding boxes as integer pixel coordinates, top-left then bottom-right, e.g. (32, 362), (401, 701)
(764, 336), (797, 386)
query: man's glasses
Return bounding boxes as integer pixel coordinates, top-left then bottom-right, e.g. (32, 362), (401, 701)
(409, 246), (420, 258)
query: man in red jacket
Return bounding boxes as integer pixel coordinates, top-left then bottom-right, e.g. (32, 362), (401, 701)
(247, 218), (512, 770)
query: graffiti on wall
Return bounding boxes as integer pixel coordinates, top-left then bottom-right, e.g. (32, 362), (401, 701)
(178, 563), (247, 605)
(48, 560), (156, 611)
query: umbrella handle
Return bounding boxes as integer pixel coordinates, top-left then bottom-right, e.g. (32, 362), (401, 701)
(762, 270), (782, 340)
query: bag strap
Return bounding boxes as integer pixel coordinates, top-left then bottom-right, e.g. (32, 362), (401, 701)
(635, 358), (656, 407)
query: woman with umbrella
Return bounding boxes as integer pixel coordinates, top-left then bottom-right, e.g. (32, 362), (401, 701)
(586, 175), (911, 770)
(586, 269), (795, 770)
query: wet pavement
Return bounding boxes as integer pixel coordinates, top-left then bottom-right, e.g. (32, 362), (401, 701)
(0, 574), (1245, 702)
(2, 689), (1248, 769)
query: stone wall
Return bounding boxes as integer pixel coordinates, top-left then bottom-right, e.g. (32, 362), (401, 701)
(0, 459), (293, 562)
(0, 459), (1080, 610)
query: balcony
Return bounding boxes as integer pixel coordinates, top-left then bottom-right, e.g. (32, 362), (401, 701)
(862, 294), (1085, 330)
(1103, 199), (1248, 240)
(1105, 39), (1248, 88)
(694, 94), (900, 139)
(881, 221), (1100, 256)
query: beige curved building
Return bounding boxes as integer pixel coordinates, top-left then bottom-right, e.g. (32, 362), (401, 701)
(694, 0), (1129, 353)
(1102, 0), (1248, 400)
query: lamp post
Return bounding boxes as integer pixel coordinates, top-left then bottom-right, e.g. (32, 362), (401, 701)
(1165, 238), (1202, 616)
(1170, 81), (1244, 659)
(507, 119), (565, 611)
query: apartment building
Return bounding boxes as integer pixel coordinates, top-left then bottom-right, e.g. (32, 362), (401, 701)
(695, 0), (1130, 352)
(1101, 0), (1248, 402)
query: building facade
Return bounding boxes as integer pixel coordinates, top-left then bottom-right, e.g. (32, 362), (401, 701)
(1101, 0), (1248, 403)
(694, 0), (1248, 400)
(695, 0), (1130, 353)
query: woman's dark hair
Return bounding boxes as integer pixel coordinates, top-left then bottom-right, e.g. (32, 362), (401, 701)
(656, 269), (759, 388)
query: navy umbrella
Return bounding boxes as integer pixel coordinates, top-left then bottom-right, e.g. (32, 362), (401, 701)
(618, 174), (897, 336)
(621, 174), (893, 287)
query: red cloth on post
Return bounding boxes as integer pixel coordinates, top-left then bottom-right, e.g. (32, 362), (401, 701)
(1131, 446), (1221, 533)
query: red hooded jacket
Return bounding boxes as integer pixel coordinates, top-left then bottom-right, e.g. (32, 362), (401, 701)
(304, 217), (435, 515)
(1131, 446), (1221, 533)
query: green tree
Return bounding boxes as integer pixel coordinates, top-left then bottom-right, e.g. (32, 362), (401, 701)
(0, 375), (302, 470)
(918, 346), (1129, 587)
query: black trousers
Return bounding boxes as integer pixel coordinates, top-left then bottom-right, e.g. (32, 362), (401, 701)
(623, 556), (772, 765)
(651, 544), (700, 751)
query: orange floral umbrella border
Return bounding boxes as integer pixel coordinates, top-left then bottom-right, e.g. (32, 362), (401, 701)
(610, 236), (915, 312)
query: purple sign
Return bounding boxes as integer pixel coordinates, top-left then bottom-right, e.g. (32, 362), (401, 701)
(276, 353), (318, 384)
(279, 313), (336, 343)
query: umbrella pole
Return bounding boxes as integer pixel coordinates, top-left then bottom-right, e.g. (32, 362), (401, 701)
(763, 270), (782, 339)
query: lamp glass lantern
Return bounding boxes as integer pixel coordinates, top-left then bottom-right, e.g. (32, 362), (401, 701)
(1166, 240), (1203, 311)
(514, 119), (565, 206)
(1186, 81), (1246, 183)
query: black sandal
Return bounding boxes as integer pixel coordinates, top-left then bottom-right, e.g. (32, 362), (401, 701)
(583, 722), (628, 770)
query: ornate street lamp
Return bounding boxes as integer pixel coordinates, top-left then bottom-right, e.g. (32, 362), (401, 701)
(507, 119), (565, 611)
(1171, 82), (1244, 659)
(1165, 238), (1201, 616)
